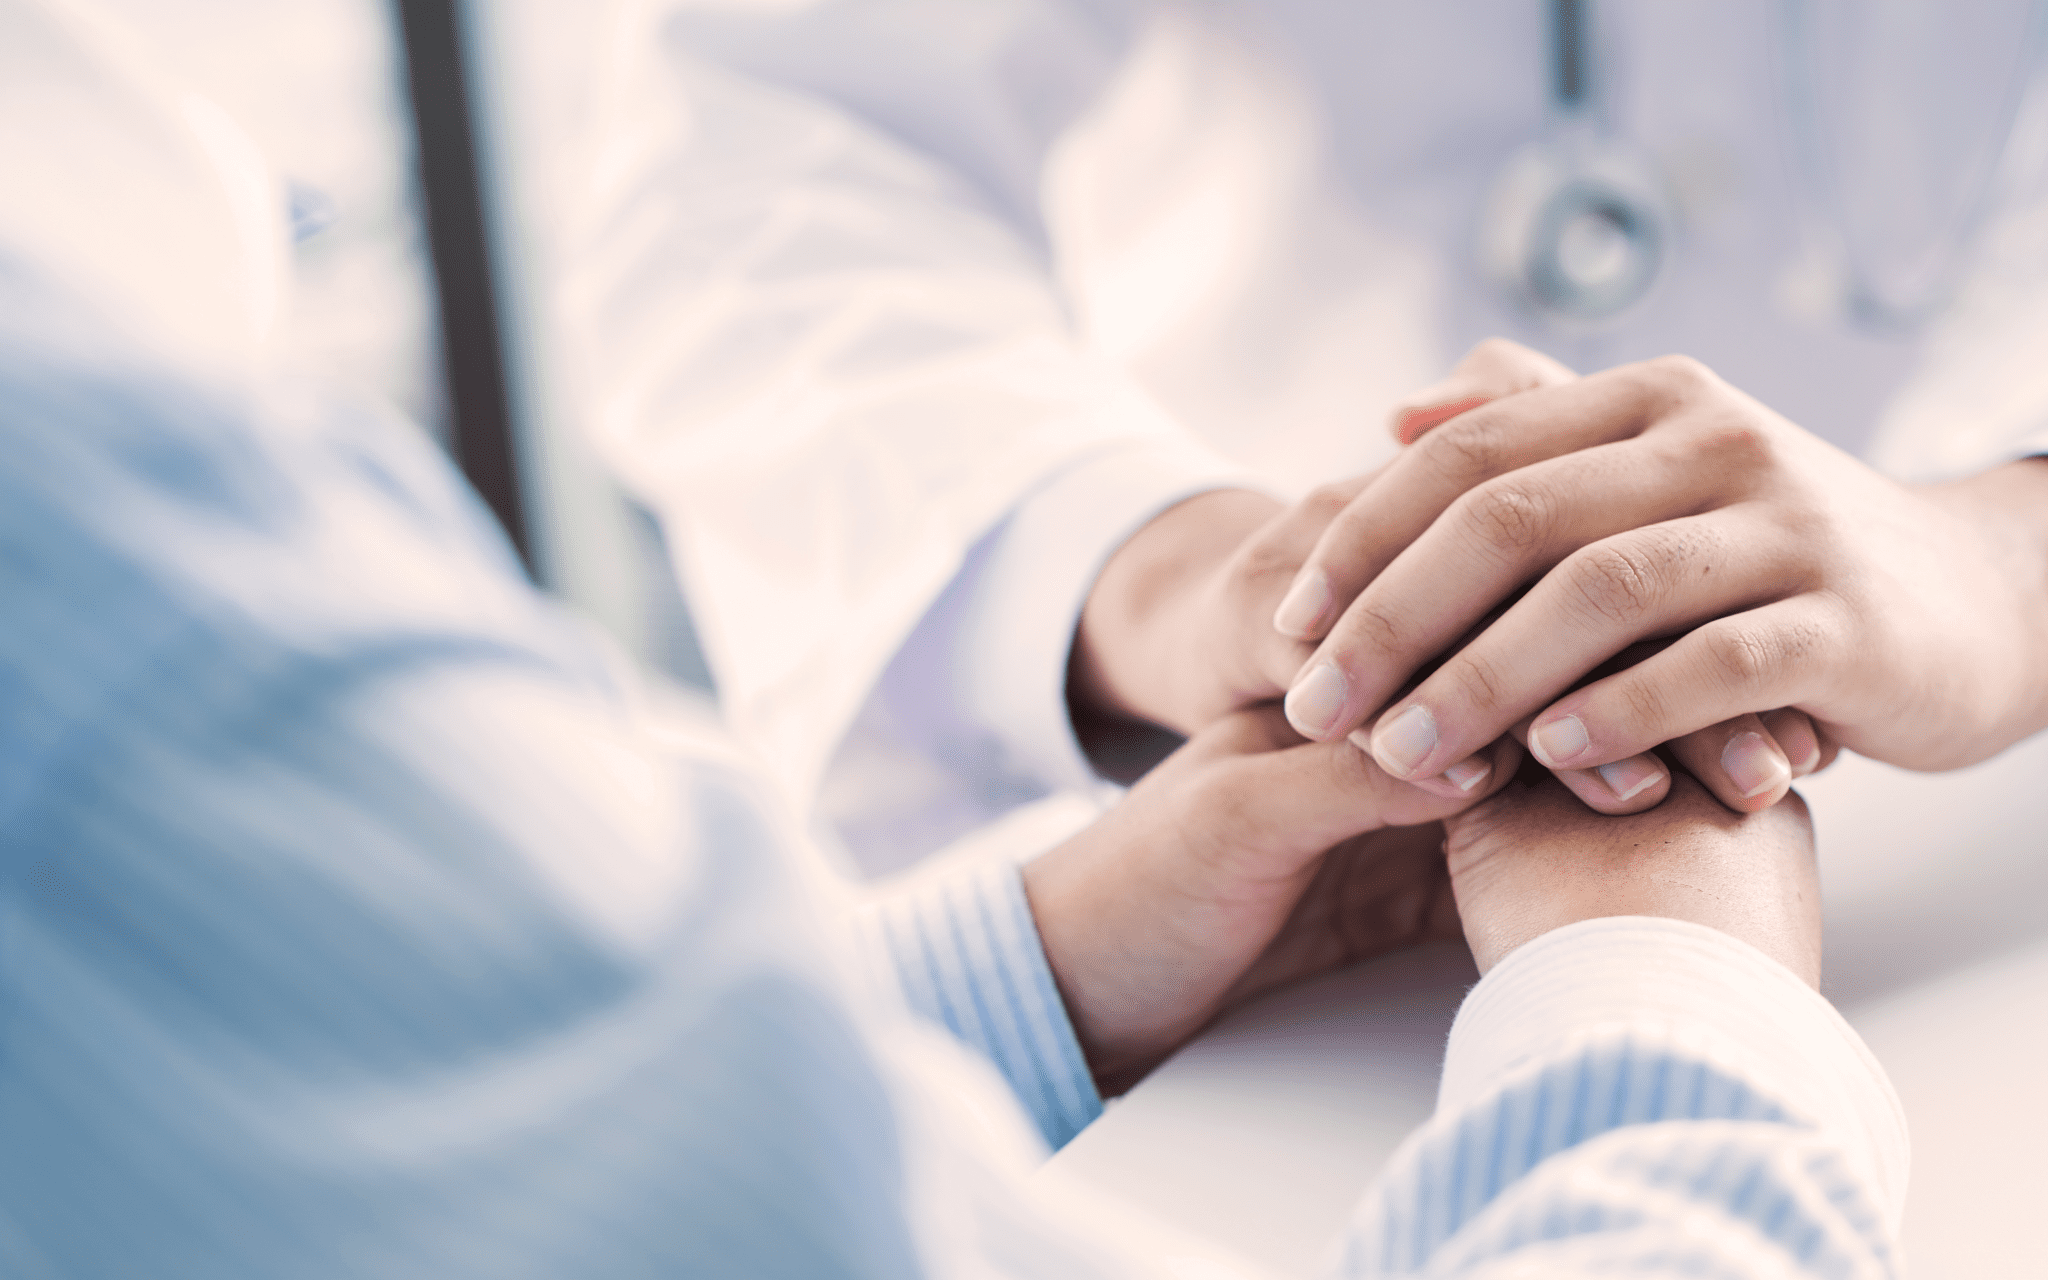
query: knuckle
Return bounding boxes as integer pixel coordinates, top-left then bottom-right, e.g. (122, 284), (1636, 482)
(1344, 601), (1406, 656)
(1687, 416), (1776, 480)
(1615, 674), (1669, 731)
(1233, 535), (1301, 589)
(1450, 650), (1510, 716)
(1777, 612), (1834, 665)
(1300, 481), (1354, 524)
(1697, 609), (1835, 698)
(1423, 412), (1510, 481)
(1461, 478), (1555, 558)
(1563, 540), (1666, 627)
(1645, 352), (1716, 394)
(1701, 622), (1778, 692)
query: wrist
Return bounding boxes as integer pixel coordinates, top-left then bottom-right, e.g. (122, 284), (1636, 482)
(1020, 834), (1191, 1095)
(1068, 488), (1281, 735)
(1446, 775), (1822, 988)
(1918, 456), (2048, 743)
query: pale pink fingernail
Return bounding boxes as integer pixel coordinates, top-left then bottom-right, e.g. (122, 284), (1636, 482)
(1441, 756), (1491, 793)
(1530, 714), (1590, 767)
(1723, 731), (1791, 799)
(1272, 567), (1331, 639)
(1789, 742), (1821, 777)
(1595, 755), (1665, 803)
(1372, 704), (1438, 777)
(1284, 662), (1349, 738)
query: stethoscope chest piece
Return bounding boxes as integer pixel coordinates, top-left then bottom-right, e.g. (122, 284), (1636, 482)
(1484, 135), (1671, 326)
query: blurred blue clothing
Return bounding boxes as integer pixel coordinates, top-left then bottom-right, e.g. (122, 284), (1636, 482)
(0, 260), (1903, 1277)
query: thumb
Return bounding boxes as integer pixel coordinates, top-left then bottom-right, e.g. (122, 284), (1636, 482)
(1391, 338), (1580, 445)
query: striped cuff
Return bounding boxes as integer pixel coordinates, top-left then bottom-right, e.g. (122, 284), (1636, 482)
(1441, 916), (1909, 1228)
(856, 856), (1102, 1150)
(1340, 917), (1908, 1277)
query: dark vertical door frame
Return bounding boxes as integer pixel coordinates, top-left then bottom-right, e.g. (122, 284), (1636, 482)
(393, 0), (533, 570)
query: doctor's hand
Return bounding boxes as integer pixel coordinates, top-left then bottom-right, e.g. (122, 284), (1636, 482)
(1444, 767), (1820, 986)
(1023, 708), (1519, 1095)
(1071, 480), (1540, 806)
(1275, 339), (2048, 813)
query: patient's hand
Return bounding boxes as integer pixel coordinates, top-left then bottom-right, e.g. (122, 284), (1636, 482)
(1444, 767), (1821, 986)
(1024, 709), (1519, 1094)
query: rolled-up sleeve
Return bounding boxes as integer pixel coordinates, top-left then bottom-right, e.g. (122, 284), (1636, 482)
(1338, 916), (1907, 1278)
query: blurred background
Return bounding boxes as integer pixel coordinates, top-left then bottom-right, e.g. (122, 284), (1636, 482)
(88, 0), (715, 691)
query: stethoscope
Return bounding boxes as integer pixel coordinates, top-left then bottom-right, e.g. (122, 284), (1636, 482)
(1481, 0), (1669, 326)
(1484, 0), (2048, 331)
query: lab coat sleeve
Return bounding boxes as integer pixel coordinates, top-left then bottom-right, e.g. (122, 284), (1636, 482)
(1335, 916), (1908, 1277)
(1862, 186), (2048, 483)
(563, 0), (1253, 815)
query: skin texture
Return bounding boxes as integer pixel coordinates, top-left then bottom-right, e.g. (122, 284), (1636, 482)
(1022, 709), (1518, 1094)
(1278, 339), (2048, 813)
(1444, 769), (1822, 988)
(1068, 482), (1679, 812)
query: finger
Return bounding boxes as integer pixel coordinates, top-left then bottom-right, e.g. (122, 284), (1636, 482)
(1490, 710), (1671, 814)
(1663, 711), (1796, 813)
(1548, 752), (1674, 814)
(1803, 718), (1844, 776)
(1760, 707), (1824, 778)
(1355, 507), (1811, 778)
(1258, 471), (1381, 648)
(1219, 822), (1457, 1008)
(1284, 432), (1762, 746)
(1403, 747), (1511, 802)
(1272, 364), (1694, 649)
(1195, 728), (1524, 863)
(1520, 594), (1844, 778)
(1390, 338), (1579, 445)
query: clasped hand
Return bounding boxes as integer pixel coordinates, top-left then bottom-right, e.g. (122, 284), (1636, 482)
(1073, 338), (2048, 815)
(1026, 712), (1820, 1094)
(1039, 335), (2048, 1090)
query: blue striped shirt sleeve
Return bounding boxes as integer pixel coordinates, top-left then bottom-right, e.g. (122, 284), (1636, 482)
(1336, 917), (1908, 1278)
(855, 856), (1103, 1151)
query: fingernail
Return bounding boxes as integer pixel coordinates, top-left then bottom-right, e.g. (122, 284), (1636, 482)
(1789, 742), (1821, 777)
(1722, 731), (1791, 799)
(1441, 756), (1491, 793)
(1272, 567), (1331, 639)
(1530, 714), (1590, 766)
(1595, 755), (1665, 803)
(1372, 704), (1438, 777)
(1284, 662), (1349, 738)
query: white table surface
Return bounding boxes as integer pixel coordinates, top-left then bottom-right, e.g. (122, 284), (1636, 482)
(1044, 734), (2048, 1278)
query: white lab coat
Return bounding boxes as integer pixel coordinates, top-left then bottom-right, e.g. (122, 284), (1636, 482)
(567, 0), (2048, 873)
